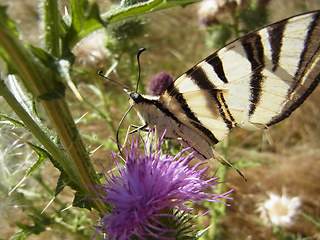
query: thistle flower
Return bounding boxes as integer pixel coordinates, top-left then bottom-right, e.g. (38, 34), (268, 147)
(92, 132), (233, 239)
(147, 72), (174, 96)
(197, 0), (220, 27)
(257, 192), (301, 227)
(72, 30), (109, 68)
(197, 0), (254, 27)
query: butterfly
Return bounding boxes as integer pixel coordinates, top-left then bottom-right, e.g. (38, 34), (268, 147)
(103, 10), (320, 173)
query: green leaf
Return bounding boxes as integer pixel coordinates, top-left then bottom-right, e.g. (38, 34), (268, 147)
(15, 213), (52, 235)
(83, 2), (104, 33)
(26, 142), (78, 198)
(103, 0), (199, 24)
(62, 0), (103, 58)
(25, 142), (52, 178)
(73, 190), (96, 210)
(55, 173), (67, 196)
(10, 230), (31, 240)
(0, 113), (25, 128)
(71, 0), (87, 32)
(28, 45), (60, 72)
(0, 5), (19, 36)
(27, 46), (68, 99)
(25, 143), (82, 201)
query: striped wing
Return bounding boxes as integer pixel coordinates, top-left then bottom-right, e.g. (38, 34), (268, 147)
(159, 10), (320, 146)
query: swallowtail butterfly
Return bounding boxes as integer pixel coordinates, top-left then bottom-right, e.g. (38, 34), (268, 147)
(110, 10), (320, 169)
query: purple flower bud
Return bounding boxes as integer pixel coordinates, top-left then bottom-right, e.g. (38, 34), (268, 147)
(148, 72), (174, 95)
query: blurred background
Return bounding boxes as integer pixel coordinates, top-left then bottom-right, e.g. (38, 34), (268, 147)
(0, 0), (320, 239)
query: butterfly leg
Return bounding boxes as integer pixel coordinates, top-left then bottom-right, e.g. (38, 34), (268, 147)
(117, 124), (149, 157)
(209, 150), (247, 181)
(129, 123), (149, 134)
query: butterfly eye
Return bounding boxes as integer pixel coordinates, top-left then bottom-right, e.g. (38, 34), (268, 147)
(132, 93), (144, 103)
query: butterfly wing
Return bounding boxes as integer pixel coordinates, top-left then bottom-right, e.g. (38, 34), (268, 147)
(159, 10), (320, 146)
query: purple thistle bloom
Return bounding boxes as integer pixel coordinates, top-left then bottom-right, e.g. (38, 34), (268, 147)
(147, 72), (174, 96)
(92, 132), (233, 240)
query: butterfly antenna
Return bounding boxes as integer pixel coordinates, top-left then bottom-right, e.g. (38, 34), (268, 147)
(135, 47), (146, 92)
(97, 70), (132, 91)
(116, 105), (133, 156)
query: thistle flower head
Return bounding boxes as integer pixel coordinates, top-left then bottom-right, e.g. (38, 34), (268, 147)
(197, 0), (253, 27)
(147, 72), (174, 96)
(72, 30), (109, 68)
(197, 0), (220, 27)
(92, 132), (232, 239)
(257, 192), (301, 227)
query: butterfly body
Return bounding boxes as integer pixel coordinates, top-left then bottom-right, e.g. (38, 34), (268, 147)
(127, 10), (320, 165)
(128, 91), (235, 166)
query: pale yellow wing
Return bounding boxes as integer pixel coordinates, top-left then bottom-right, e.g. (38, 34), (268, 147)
(160, 10), (320, 146)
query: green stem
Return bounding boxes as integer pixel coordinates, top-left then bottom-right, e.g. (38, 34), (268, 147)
(42, 0), (61, 57)
(0, 78), (71, 174)
(0, 25), (108, 213)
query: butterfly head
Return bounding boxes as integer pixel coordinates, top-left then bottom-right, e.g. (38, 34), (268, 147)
(124, 89), (146, 105)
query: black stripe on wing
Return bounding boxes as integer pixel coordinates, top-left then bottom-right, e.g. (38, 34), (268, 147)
(241, 33), (265, 117)
(267, 73), (320, 127)
(268, 20), (287, 72)
(267, 11), (320, 126)
(205, 52), (229, 83)
(185, 66), (235, 130)
(166, 84), (220, 144)
(290, 11), (320, 95)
